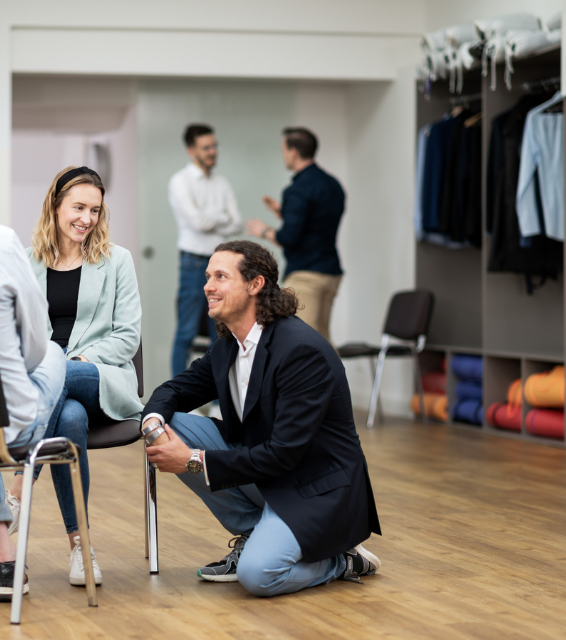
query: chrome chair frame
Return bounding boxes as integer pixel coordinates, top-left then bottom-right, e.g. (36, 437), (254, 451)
(0, 428), (97, 624)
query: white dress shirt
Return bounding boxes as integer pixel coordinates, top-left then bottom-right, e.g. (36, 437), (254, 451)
(142, 322), (264, 483)
(168, 162), (243, 256)
(228, 322), (264, 421)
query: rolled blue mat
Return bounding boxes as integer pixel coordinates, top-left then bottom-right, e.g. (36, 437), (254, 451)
(455, 380), (482, 401)
(452, 398), (483, 425)
(451, 354), (483, 382)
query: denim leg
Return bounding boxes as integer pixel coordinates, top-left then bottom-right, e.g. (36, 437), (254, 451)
(170, 412), (264, 535)
(0, 475), (9, 523)
(237, 503), (347, 597)
(36, 362), (100, 533)
(171, 253), (211, 377)
(49, 399), (90, 533)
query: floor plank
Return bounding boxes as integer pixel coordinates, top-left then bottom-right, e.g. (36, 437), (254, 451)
(1, 416), (565, 639)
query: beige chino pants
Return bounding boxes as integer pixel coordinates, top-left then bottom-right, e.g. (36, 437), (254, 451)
(283, 270), (342, 343)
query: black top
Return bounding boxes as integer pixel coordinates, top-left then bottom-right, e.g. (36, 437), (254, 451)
(275, 163), (345, 278)
(47, 266), (82, 348)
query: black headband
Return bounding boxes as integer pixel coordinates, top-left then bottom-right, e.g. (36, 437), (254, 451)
(54, 166), (101, 197)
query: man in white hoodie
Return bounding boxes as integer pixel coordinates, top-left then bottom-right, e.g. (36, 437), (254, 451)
(0, 225), (66, 599)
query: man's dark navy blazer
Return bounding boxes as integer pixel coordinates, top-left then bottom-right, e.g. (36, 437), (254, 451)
(142, 315), (381, 563)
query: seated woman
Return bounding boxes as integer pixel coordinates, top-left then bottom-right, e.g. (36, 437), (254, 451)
(6, 165), (143, 586)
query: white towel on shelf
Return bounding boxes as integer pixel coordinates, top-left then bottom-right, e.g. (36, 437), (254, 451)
(504, 29), (561, 89)
(445, 24), (477, 49)
(545, 12), (561, 32)
(475, 13), (541, 40)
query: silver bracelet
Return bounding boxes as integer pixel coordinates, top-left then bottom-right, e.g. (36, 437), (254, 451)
(144, 426), (166, 446)
(142, 421), (162, 438)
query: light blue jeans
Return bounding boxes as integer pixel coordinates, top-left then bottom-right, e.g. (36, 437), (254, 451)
(0, 342), (66, 524)
(170, 412), (347, 596)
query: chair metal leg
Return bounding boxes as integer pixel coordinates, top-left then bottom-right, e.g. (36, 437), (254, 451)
(145, 449), (159, 574)
(68, 448), (97, 607)
(143, 446), (149, 559)
(367, 349), (387, 428)
(368, 358), (384, 423)
(10, 463), (34, 625)
(413, 350), (427, 425)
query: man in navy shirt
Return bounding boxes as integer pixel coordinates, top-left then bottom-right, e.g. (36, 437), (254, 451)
(247, 128), (345, 343)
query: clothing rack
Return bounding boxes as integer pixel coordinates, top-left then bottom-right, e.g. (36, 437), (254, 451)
(522, 76), (561, 94)
(448, 92), (482, 107)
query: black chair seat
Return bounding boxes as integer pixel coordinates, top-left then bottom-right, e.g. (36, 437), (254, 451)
(6, 441), (82, 462)
(87, 419), (141, 450)
(337, 343), (412, 358)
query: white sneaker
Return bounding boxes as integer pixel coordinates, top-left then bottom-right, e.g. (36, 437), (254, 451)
(69, 536), (102, 586)
(5, 491), (20, 536)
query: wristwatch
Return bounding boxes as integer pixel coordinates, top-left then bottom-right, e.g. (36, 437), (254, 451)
(186, 449), (203, 475)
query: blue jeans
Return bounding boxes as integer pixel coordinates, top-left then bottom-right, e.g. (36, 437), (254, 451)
(32, 360), (108, 533)
(170, 412), (347, 596)
(171, 252), (217, 377)
(0, 342), (66, 524)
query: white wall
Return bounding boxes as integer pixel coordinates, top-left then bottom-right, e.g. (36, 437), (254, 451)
(11, 76), (138, 257)
(425, 0), (563, 30)
(343, 68), (417, 415)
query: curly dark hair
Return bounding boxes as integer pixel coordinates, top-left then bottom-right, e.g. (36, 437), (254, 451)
(213, 240), (299, 339)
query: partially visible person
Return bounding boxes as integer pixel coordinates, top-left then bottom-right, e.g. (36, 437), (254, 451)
(169, 123), (243, 377)
(247, 127), (345, 343)
(6, 166), (143, 587)
(0, 225), (66, 599)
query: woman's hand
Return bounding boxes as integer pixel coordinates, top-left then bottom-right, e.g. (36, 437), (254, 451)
(77, 355), (89, 362)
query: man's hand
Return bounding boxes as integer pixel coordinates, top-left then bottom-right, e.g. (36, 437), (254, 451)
(262, 196), (281, 219)
(246, 218), (269, 238)
(146, 424), (192, 474)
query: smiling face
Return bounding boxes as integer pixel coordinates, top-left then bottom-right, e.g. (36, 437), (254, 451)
(188, 133), (218, 172)
(204, 251), (264, 338)
(55, 183), (102, 248)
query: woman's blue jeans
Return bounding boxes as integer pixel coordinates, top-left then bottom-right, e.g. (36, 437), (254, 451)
(29, 360), (107, 534)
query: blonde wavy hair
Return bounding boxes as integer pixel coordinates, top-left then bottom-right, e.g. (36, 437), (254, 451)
(32, 166), (112, 267)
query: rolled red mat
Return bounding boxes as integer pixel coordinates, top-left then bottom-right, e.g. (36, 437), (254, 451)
(422, 371), (447, 394)
(525, 409), (564, 439)
(486, 401), (521, 432)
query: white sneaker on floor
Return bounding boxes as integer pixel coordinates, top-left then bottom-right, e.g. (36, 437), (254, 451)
(5, 491), (20, 536)
(69, 536), (102, 586)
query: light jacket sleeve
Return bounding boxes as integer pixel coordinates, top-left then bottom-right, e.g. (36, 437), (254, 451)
(80, 249), (141, 365)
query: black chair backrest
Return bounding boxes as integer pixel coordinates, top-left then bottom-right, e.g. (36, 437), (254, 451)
(198, 303), (211, 338)
(132, 341), (144, 398)
(383, 290), (434, 341)
(0, 371), (9, 429)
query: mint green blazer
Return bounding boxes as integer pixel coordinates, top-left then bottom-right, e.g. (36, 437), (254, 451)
(28, 245), (143, 421)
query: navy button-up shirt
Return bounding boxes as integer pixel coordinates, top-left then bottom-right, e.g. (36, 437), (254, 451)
(275, 163), (345, 278)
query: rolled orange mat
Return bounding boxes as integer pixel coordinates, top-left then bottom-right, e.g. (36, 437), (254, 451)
(411, 393), (448, 422)
(524, 366), (564, 408)
(507, 378), (522, 406)
(525, 408), (564, 439)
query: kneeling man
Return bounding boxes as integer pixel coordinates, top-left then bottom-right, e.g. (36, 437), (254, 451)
(142, 240), (381, 596)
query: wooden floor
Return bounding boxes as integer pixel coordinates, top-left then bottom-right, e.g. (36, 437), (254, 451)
(1, 415), (565, 639)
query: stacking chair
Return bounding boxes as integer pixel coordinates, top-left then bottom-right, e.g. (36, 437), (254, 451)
(337, 290), (434, 428)
(0, 372), (97, 625)
(85, 344), (159, 573)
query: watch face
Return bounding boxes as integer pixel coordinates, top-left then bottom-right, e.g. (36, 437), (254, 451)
(188, 459), (202, 474)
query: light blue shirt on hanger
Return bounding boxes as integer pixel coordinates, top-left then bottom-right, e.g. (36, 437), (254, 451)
(516, 91), (564, 242)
